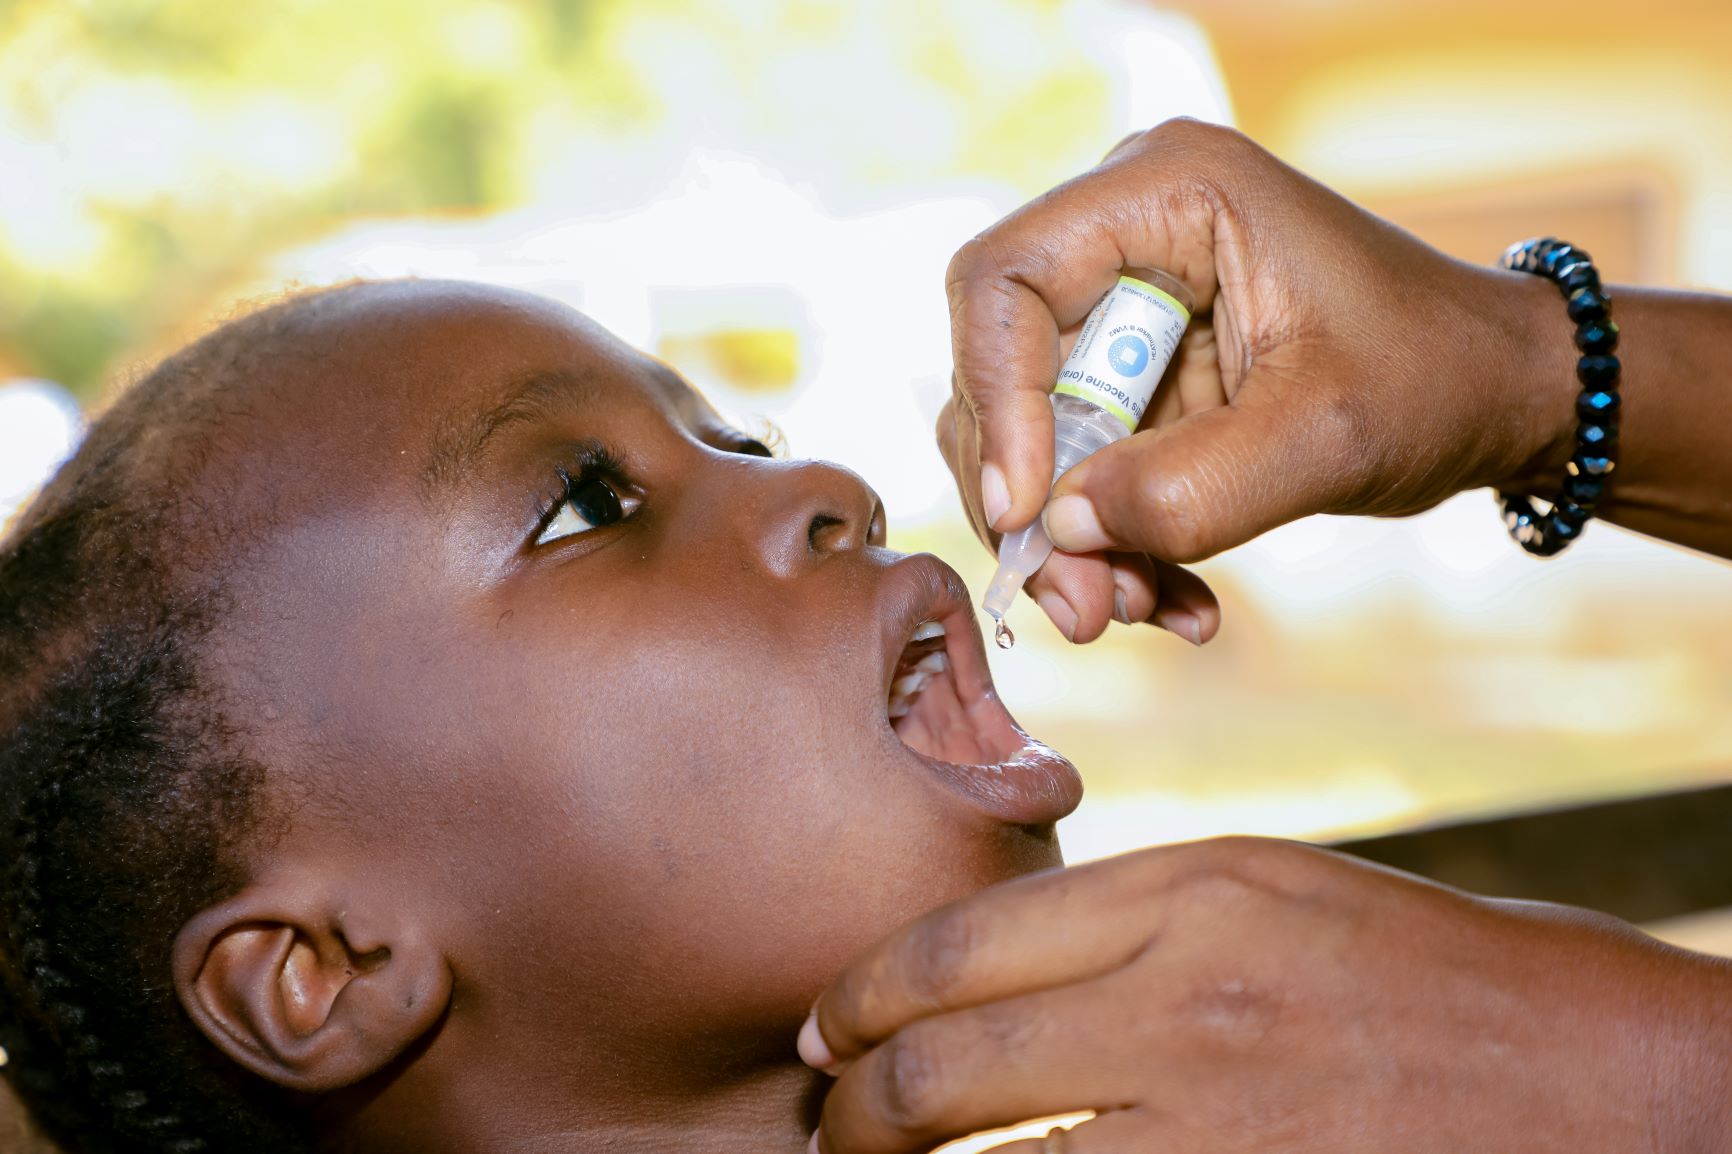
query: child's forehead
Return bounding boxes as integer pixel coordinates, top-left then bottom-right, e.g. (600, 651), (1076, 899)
(172, 282), (713, 530)
(288, 281), (713, 455)
(341, 281), (697, 407)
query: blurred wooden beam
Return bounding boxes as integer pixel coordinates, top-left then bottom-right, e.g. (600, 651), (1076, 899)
(1332, 782), (1732, 923)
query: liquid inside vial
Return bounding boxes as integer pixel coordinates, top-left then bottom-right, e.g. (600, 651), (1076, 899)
(993, 619), (1015, 650)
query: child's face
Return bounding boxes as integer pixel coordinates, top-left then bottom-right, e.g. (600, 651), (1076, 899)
(208, 282), (1079, 1078)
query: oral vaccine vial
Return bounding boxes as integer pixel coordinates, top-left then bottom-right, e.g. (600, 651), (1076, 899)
(981, 267), (1194, 643)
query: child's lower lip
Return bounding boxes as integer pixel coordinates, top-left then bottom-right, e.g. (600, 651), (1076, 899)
(906, 726), (1083, 826)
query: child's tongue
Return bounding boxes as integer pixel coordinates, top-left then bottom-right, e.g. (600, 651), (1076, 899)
(887, 631), (1019, 767)
(893, 668), (1002, 765)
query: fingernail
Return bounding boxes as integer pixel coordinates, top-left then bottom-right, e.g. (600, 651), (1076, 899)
(1110, 568), (1143, 625)
(1044, 495), (1110, 552)
(981, 462), (1011, 530)
(1034, 590), (1079, 641)
(1154, 610), (1203, 646)
(797, 1010), (836, 1072)
(807, 1132), (822, 1154)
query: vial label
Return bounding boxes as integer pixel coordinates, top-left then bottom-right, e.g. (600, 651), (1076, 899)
(1052, 275), (1190, 432)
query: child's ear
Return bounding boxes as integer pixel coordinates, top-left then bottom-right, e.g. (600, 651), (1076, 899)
(171, 878), (452, 1092)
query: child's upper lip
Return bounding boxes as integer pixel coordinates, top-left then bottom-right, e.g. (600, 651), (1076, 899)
(875, 553), (986, 696)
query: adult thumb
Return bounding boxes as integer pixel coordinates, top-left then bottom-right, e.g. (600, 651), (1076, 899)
(1044, 392), (1349, 564)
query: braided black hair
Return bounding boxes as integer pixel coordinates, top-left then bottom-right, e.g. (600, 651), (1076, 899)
(0, 286), (376, 1152)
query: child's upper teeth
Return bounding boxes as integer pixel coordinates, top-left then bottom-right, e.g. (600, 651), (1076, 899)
(910, 620), (946, 642)
(890, 623), (949, 720)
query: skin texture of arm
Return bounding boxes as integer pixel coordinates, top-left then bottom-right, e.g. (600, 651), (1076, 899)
(934, 118), (1732, 643)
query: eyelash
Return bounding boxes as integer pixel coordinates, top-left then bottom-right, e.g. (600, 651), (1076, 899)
(529, 431), (776, 547)
(727, 433), (775, 459)
(734, 418), (784, 459)
(532, 443), (636, 547)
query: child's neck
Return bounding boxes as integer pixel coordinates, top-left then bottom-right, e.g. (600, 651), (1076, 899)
(530, 1063), (826, 1154)
(344, 1052), (826, 1153)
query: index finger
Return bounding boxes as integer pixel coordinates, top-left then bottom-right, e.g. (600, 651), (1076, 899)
(803, 851), (1174, 1069)
(946, 118), (1229, 534)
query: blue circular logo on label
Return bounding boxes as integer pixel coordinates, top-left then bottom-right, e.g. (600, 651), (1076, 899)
(1108, 334), (1150, 377)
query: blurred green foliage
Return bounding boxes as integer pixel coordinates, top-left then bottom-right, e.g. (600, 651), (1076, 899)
(0, 0), (1106, 399)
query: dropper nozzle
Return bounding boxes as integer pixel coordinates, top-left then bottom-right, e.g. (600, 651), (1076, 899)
(981, 518), (1056, 624)
(981, 561), (1032, 623)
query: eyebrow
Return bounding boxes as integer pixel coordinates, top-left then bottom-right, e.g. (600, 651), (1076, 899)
(420, 367), (604, 501)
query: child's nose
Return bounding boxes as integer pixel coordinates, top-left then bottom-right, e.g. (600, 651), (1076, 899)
(746, 459), (884, 578)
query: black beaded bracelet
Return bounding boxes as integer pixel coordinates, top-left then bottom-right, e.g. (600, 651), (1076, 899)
(1494, 237), (1621, 557)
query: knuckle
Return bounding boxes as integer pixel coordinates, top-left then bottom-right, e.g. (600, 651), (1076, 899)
(1163, 838), (1256, 894)
(1146, 115), (1230, 154)
(948, 230), (1058, 312)
(1148, 114), (1210, 141)
(1318, 379), (1374, 451)
(1139, 119), (1263, 206)
(878, 1028), (950, 1134)
(1184, 836), (1324, 900)
(1172, 863), (1262, 915)
(1132, 467), (1209, 562)
(823, 972), (872, 1052)
(1211, 833), (1285, 871)
(902, 908), (984, 1009)
(945, 235), (1000, 296)
(1309, 386), (1382, 509)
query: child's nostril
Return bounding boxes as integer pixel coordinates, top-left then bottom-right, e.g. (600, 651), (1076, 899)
(807, 513), (847, 552)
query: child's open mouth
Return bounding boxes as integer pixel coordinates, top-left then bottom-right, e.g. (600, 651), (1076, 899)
(878, 555), (1083, 827)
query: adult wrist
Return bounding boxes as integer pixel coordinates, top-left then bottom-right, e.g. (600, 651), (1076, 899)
(1477, 265), (1583, 497)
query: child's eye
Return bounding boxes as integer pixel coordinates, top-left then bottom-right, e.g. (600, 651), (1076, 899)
(730, 422), (784, 458)
(535, 469), (639, 546)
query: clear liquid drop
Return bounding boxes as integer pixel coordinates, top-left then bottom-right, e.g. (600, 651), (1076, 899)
(993, 619), (1015, 649)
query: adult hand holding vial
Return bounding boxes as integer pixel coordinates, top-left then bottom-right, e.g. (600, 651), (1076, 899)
(936, 118), (1655, 644)
(979, 268), (1193, 647)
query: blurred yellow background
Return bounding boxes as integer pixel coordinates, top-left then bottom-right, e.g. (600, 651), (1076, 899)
(4, 0), (1732, 872)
